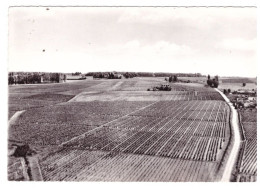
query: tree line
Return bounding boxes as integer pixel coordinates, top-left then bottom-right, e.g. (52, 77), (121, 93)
(8, 72), (62, 85)
(86, 72), (204, 78)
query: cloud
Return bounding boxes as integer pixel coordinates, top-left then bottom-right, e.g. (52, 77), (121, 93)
(92, 40), (197, 60)
(117, 8), (256, 25)
(8, 7), (257, 77)
(215, 38), (256, 52)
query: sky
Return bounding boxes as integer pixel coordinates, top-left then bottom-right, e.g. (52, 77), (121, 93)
(8, 7), (257, 77)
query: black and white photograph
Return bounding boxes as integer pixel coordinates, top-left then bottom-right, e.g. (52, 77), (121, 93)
(5, 4), (257, 183)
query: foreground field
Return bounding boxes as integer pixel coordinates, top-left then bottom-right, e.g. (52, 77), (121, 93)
(9, 78), (233, 181)
(39, 149), (219, 181)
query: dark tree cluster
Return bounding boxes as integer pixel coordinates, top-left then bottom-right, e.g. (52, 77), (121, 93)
(8, 72), (62, 85)
(223, 89), (231, 94)
(169, 75), (178, 83)
(207, 75), (219, 88)
(123, 72), (137, 79)
(93, 72), (105, 78)
(72, 72), (82, 76)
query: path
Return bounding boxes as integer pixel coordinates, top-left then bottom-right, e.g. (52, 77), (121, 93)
(8, 110), (26, 126)
(215, 88), (241, 182)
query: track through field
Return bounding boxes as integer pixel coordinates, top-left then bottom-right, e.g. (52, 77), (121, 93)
(215, 89), (241, 182)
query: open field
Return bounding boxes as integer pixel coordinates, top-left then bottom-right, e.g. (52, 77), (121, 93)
(218, 83), (257, 92)
(178, 77), (207, 84)
(9, 77), (235, 181)
(220, 78), (256, 84)
(177, 76), (257, 92)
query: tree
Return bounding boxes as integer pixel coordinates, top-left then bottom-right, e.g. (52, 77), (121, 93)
(173, 75), (178, 82)
(212, 79), (219, 88)
(108, 72), (114, 79)
(208, 75), (210, 80)
(243, 83), (246, 87)
(169, 76), (173, 82)
(32, 73), (41, 83)
(50, 73), (60, 83)
(8, 76), (14, 85)
(124, 72), (130, 79)
(228, 89), (231, 93)
(43, 73), (50, 81)
(72, 72), (81, 76)
(207, 79), (212, 86)
(223, 89), (227, 94)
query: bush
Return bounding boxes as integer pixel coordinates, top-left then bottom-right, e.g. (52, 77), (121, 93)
(207, 79), (219, 88)
(8, 76), (14, 85)
(207, 79), (212, 86)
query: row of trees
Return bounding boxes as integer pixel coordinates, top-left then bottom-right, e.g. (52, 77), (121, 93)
(72, 72), (82, 76)
(155, 72), (203, 77)
(92, 72), (123, 79)
(88, 72), (150, 78)
(87, 72), (204, 78)
(8, 72), (61, 85)
(124, 72), (137, 79)
(91, 72), (137, 79)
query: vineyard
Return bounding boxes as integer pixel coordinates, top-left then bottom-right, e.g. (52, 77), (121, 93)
(236, 109), (257, 182)
(39, 149), (219, 181)
(69, 90), (224, 102)
(8, 78), (234, 181)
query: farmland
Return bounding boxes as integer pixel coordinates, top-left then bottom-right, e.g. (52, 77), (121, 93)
(218, 77), (257, 92)
(8, 77), (235, 181)
(236, 109), (257, 182)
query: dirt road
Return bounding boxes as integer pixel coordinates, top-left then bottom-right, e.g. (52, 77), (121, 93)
(215, 88), (241, 182)
(9, 110), (26, 126)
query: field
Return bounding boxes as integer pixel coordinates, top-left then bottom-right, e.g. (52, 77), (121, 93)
(220, 78), (256, 84)
(8, 79), (102, 119)
(218, 83), (257, 92)
(8, 77), (233, 181)
(178, 77), (207, 84)
(218, 77), (256, 92)
(236, 109), (257, 182)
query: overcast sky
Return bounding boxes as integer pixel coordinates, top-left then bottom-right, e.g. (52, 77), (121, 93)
(8, 7), (256, 77)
